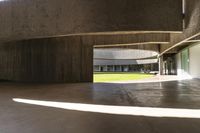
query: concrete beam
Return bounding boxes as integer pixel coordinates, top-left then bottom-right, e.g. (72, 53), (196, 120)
(185, 35), (200, 43)
(88, 33), (170, 47)
(0, 0), (182, 42)
(185, 40), (200, 43)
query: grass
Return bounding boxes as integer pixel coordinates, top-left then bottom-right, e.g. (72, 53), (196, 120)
(94, 72), (154, 82)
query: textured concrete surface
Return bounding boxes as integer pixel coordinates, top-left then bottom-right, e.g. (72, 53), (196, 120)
(0, 0), (182, 41)
(0, 34), (164, 83)
(1, 79), (200, 133)
(0, 37), (93, 83)
(161, 0), (200, 54)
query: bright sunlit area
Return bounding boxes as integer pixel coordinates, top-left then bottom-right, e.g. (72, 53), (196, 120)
(94, 72), (154, 82)
(13, 98), (200, 119)
(93, 48), (159, 83)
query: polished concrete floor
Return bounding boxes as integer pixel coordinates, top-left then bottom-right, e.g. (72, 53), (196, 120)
(1, 79), (200, 133)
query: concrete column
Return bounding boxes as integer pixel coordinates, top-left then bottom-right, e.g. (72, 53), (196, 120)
(98, 66), (101, 72)
(120, 65), (122, 72)
(151, 64), (154, 71)
(159, 56), (164, 75)
(104, 66), (108, 72)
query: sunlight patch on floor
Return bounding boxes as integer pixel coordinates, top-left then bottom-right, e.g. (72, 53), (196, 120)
(13, 98), (200, 119)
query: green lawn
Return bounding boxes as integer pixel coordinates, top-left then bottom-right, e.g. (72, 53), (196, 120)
(94, 72), (154, 82)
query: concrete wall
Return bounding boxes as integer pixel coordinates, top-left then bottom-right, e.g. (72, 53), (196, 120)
(0, 0), (183, 83)
(0, 0), (182, 41)
(0, 37), (93, 83)
(0, 33), (166, 83)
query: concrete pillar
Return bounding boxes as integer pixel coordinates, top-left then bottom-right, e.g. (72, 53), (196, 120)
(106, 66), (108, 72)
(120, 65), (122, 72)
(112, 65), (115, 72)
(159, 56), (164, 75)
(151, 64), (154, 71)
(98, 66), (101, 72)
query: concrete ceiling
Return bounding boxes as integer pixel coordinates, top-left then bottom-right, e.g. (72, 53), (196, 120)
(94, 48), (158, 60)
(94, 59), (158, 65)
(0, 0), (182, 42)
(1, 0), (200, 56)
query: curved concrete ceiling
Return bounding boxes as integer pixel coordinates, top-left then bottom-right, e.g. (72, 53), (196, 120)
(94, 48), (158, 60)
(94, 44), (160, 53)
(94, 59), (158, 66)
(0, 0), (182, 42)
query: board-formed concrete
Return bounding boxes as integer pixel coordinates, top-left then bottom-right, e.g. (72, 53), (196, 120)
(0, 33), (167, 83)
(0, 36), (93, 83)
